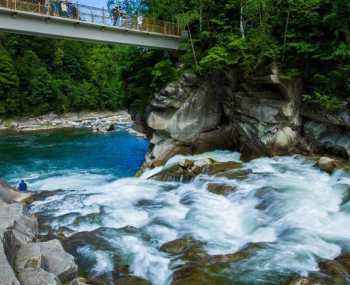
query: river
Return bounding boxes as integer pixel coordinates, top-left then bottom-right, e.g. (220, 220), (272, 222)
(1, 128), (350, 285)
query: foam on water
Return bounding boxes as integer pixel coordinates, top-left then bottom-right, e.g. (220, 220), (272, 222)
(27, 151), (350, 284)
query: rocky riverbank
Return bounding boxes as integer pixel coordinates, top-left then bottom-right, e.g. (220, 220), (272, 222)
(0, 180), (88, 285)
(0, 111), (136, 134)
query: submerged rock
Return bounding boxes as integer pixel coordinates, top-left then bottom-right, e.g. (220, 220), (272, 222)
(150, 164), (195, 182)
(207, 183), (236, 195)
(171, 265), (233, 285)
(160, 238), (206, 262)
(150, 159), (243, 183)
(317, 157), (338, 173)
(169, 241), (263, 285)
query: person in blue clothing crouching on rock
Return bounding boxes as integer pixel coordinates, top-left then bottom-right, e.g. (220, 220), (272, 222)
(18, 180), (27, 192)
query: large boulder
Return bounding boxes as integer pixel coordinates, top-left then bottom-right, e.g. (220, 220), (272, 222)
(15, 240), (78, 282)
(18, 268), (61, 285)
(317, 157), (338, 173)
(147, 74), (222, 143)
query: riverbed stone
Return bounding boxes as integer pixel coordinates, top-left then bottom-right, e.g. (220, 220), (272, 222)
(317, 157), (338, 173)
(335, 252), (350, 271)
(202, 161), (242, 175)
(114, 276), (151, 285)
(318, 259), (349, 284)
(150, 164), (195, 182)
(160, 238), (203, 256)
(286, 277), (332, 285)
(18, 268), (62, 285)
(214, 169), (250, 180)
(207, 183), (236, 195)
(171, 265), (233, 285)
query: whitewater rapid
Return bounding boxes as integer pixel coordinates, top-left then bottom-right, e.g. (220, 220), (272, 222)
(28, 151), (350, 285)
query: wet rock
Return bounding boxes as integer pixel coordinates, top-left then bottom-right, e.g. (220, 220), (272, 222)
(214, 169), (250, 180)
(160, 238), (203, 256)
(207, 183), (236, 195)
(149, 159), (244, 183)
(171, 265), (233, 285)
(171, 242), (263, 285)
(318, 259), (349, 284)
(150, 164), (195, 182)
(335, 252), (350, 271)
(317, 157), (338, 173)
(40, 239), (78, 282)
(114, 276), (151, 285)
(146, 138), (192, 167)
(286, 277), (332, 285)
(202, 161), (242, 175)
(18, 268), (61, 285)
(178, 159), (194, 169)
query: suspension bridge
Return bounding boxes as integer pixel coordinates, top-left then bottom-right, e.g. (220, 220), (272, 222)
(0, 0), (181, 49)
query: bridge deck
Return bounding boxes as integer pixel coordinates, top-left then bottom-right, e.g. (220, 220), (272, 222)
(0, 0), (181, 49)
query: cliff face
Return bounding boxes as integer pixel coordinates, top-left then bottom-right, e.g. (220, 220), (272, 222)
(138, 65), (350, 169)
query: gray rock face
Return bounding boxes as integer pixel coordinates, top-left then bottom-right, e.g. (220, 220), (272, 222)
(304, 121), (350, 159)
(15, 240), (78, 282)
(0, 241), (20, 285)
(148, 73), (222, 142)
(18, 268), (62, 285)
(143, 66), (303, 169)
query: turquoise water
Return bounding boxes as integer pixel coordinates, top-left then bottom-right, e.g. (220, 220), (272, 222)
(0, 128), (149, 188)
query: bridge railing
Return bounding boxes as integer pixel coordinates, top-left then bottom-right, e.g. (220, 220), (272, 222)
(0, 0), (181, 37)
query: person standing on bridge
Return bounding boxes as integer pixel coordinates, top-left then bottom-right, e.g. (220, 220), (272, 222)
(137, 15), (144, 30)
(51, 0), (60, 16)
(60, 0), (68, 17)
(111, 6), (119, 26)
